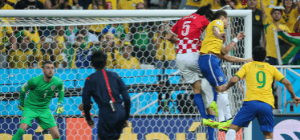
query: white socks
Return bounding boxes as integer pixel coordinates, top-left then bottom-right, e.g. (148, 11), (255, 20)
(217, 95), (225, 122)
(225, 129), (236, 140)
(217, 92), (232, 122)
(220, 92), (232, 120)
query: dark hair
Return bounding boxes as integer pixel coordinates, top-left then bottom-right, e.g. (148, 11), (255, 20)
(91, 51), (107, 69)
(270, 9), (283, 15)
(252, 46), (266, 61)
(195, 4), (214, 21)
(212, 10), (228, 20)
(42, 61), (53, 68)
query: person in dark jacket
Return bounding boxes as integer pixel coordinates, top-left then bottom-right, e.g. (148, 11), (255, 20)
(82, 51), (131, 140)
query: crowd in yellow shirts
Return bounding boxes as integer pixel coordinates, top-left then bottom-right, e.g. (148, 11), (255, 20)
(0, 0), (298, 69)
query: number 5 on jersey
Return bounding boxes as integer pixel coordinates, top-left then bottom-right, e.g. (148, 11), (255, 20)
(182, 21), (191, 36)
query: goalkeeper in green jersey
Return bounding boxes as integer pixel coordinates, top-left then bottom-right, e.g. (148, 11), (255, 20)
(12, 61), (65, 140)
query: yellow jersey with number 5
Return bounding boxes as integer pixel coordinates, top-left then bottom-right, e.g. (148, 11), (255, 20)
(235, 61), (285, 108)
(200, 20), (225, 54)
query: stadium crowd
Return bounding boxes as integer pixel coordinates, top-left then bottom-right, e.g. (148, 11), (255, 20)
(0, 0), (299, 70)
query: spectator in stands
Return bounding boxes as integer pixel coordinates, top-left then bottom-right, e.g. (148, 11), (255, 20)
(118, 0), (144, 9)
(264, 8), (291, 65)
(34, 37), (54, 68)
(103, 35), (120, 69)
(6, 0), (16, 7)
(184, 0), (201, 9)
(159, 0), (180, 9)
(117, 42), (140, 69)
(0, 18), (16, 68)
(279, 0), (300, 32)
(294, 16), (300, 33)
(15, 0), (44, 9)
(153, 22), (176, 69)
(69, 25), (99, 45)
(242, 0), (266, 47)
(8, 36), (34, 69)
(45, 0), (64, 9)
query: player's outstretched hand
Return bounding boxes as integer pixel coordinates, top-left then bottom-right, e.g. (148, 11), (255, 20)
(87, 120), (94, 128)
(17, 103), (24, 111)
(292, 97), (300, 107)
(246, 58), (253, 62)
(56, 102), (64, 116)
(236, 32), (245, 40)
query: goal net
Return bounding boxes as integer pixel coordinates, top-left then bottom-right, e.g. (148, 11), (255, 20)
(0, 10), (252, 140)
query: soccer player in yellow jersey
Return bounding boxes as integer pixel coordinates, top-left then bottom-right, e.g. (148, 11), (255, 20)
(224, 47), (300, 140)
(198, 10), (251, 129)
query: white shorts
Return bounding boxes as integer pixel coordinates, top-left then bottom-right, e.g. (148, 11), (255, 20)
(176, 52), (214, 108)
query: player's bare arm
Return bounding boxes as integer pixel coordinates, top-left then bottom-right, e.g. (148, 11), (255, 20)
(223, 75), (240, 92)
(280, 78), (300, 107)
(219, 54), (252, 63)
(213, 26), (225, 40)
(221, 32), (245, 55)
(166, 32), (178, 44)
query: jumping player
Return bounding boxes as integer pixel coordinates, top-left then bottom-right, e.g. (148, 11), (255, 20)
(13, 61), (65, 140)
(224, 47), (300, 140)
(198, 10), (252, 130)
(82, 51), (131, 140)
(166, 4), (218, 140)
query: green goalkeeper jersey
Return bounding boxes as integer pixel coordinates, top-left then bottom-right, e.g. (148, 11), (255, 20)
(20, 75), (65, 109)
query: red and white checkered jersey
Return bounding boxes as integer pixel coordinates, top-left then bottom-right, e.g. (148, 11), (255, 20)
(171, 13), (209, 54)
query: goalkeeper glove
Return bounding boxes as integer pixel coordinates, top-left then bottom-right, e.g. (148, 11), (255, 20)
(56, 102), (64, 116)
(18, 103), (24, 111)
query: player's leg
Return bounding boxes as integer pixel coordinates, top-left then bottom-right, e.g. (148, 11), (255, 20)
(225, 124), (243, 140)
(257, 101), (274, 140)
(12, 107), (37, 140)
(223, 101), (258, 132)
(48, 126), (61, 140)
(37, 109), (60, 140)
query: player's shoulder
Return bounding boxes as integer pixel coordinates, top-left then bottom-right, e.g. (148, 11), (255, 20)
(52, 76), (63, 83)
(106, 70), (120, 79)
(212, 20), (223, 25)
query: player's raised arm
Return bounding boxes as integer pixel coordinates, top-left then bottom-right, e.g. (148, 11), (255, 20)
(223, 64), (247, 91)
(82, 77), (93, 121)
(221, 32), (245, 55)
(56, 81), (65, 116)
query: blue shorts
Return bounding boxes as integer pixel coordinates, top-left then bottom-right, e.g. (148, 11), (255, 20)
(232, 101), (274, 132)
(198, 54), (226, 87)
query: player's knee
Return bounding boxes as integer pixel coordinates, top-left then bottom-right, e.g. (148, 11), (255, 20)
(263, 131), (273, 139)
(52, 133), (60, 139)
(79, 103), (84, 111)
(19, 123), (28, 131)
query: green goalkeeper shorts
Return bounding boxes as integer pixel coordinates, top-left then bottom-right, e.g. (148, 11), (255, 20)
(20, 107), (57, 130)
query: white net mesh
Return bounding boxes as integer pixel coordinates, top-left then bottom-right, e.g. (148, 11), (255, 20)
(0, 10), (251, 140)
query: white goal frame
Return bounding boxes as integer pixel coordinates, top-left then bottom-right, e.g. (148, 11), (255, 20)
(0, 10), (252, 140)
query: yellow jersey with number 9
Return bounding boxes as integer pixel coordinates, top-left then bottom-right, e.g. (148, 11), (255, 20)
(235, 61), (285, 108)
(200, 20), (224, 54)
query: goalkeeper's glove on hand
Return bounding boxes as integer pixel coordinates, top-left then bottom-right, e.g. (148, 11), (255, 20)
(56, 102), (64, 116)
(18, 103), (24, 111)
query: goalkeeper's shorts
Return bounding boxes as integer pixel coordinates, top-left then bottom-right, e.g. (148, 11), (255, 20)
(198, 54), (226, 87)
(20, 107), (57, 130)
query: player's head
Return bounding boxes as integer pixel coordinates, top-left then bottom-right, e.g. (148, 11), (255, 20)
(212, 10), (229, 29)
(271, 9), (283, 22)
(42, 61), (54, 79)
(91, 51), (107, 70)
(195, 4), (214, 21)
(252, 46), (266, 61)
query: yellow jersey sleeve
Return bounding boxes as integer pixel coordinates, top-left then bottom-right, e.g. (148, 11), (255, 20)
(200, 20), (224, 54)
(235, 64), (247, 79)
(134, 58), (141, 69)
(272, 66), (285, 82)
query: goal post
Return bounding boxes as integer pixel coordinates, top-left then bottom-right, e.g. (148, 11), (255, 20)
(0, 10), (252, 140)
